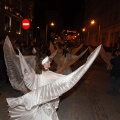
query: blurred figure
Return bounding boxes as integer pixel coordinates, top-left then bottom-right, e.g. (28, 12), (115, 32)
(109, 49), (120, 95)
(31, 47), (37, 55)
(53, 43), (76, 75)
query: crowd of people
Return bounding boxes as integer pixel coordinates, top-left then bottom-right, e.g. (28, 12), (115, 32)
(1, 34), (120, 120)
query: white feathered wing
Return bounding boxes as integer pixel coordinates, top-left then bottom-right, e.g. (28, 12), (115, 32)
(3, 36), (29, 93)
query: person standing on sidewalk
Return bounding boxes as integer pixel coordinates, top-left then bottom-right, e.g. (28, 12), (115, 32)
(109, 49), (120, 95)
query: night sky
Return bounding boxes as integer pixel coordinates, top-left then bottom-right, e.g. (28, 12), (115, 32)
(34, 0), (85, 31)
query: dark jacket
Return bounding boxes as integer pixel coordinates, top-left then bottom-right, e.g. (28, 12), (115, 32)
(110, 55), (120, 77)
(0, 44), (4, 60)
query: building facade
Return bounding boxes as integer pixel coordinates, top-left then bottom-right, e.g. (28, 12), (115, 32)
(0, 0), (34, 45)
(83, 0), (120, 49)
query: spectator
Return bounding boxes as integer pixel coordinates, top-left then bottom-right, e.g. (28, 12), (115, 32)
(109, 49), (120, 95)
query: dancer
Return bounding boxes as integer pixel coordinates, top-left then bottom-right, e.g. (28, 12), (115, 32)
(52, 42), (88, 75)
(4, 36), (101, 120)
(4, 37), (64, 120)
(4, 37), (101, 120)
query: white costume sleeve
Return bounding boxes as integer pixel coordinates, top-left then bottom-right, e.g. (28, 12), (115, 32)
(3, 36), (29, 93)
(4, 36), (39, 93)
(6, 44), (101, 110)
(56, 47), (89, 74)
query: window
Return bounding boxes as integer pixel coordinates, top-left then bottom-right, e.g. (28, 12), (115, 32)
(4, 15), (11, 32)
(16, 20), (21, 34)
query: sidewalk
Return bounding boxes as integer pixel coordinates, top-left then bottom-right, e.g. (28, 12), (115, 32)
(0, 60), (120, 120)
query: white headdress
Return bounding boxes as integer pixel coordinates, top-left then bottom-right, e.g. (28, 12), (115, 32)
(42, 56), (49, 65)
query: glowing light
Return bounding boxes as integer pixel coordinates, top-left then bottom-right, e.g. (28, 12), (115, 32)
(82, 28), (86, 32)
(50, 22), (55, 26)
(91, 20), (95, 25)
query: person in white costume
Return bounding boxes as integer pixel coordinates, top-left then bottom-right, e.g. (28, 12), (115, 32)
(5, 36), (101, 120)
(6, 51), (63, 120)
(50, 42), (87, 75)
(6, 46), (101, 120)
(53, 43), (77, 75)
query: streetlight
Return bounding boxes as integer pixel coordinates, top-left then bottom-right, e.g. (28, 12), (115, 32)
(82, 28), (86, 32)
(90, 20), (95, 25)
(46, 22), (55, 45)
(87, 20), (95, 45)
(91, 20), (101, 45)
(50, 22), (55, 26)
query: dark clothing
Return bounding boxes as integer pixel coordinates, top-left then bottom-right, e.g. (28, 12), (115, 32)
(110, 55), (120, 77)
(62, 48), (67, 57)
(110, 76), (120, 94)
(0, 44), (9, 83)
(110, 55), (120, 94)
(0, 44), (4, 60)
